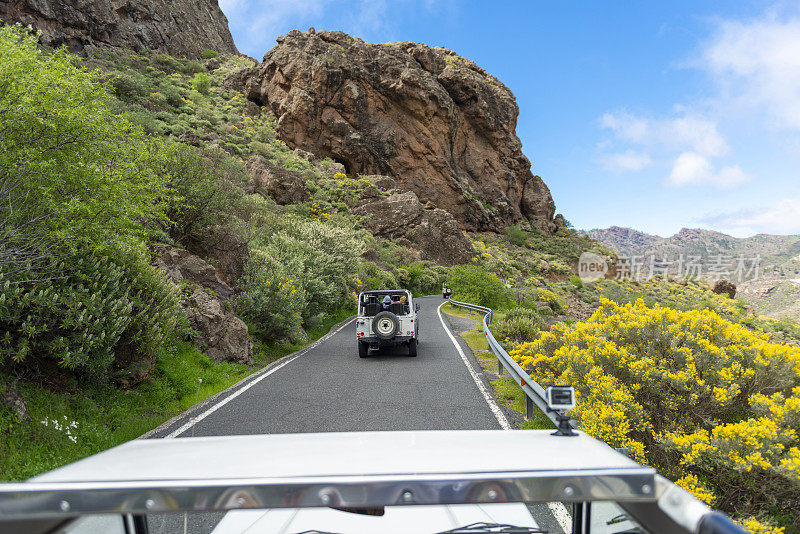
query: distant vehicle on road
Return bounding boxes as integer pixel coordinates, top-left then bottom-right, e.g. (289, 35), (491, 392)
(355, 289), (419, 357)
(442, 282), (451, 298)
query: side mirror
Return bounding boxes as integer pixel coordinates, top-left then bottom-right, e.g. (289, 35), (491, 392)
(415, 304), (420, 312)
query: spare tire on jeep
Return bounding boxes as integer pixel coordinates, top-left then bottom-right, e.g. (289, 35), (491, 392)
(372, 311), (400, 340)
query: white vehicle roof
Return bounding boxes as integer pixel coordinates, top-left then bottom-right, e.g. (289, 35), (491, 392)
(1, 430), (654, 519)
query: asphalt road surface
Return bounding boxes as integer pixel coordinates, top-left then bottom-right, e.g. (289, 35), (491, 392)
(150, 295), (503, 437)
(146, 295), (569, 533)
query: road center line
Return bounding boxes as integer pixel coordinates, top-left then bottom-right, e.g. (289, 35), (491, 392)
(165, 318), (355, 438)
(437, 302), (511, 430)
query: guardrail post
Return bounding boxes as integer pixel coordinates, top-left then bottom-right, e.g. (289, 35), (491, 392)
(526, 396), (534, 420)
(497, 357), (503, 375)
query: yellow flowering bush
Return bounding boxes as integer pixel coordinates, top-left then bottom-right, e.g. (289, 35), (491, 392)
(510, 298), (800, 530)
(310, 202), (331, 221)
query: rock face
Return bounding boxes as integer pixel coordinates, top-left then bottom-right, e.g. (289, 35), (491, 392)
(0, 0), (238, 58)
(245, 29), (556, 233)
(352, 191), (472, 266)
(154, 246), (254, 364)
(245, 155), (308, 205)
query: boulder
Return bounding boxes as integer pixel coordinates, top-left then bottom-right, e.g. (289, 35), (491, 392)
(364, 175), (397, 191)
(245, 155), (308, 205)
(243, 101), (262, 118)
(352, 191), (472, 265)
(0, 0), (237, 58)
(153, 246), (254, 364)
(178, 130), (202, 147)
(713, 279), (737, 299)
(185, 288), (254, 365)
(0, 382), (30, 422)
(244, 30), (556, 233)
(223, 64), (258, 93)
(154, 245), (233, 300)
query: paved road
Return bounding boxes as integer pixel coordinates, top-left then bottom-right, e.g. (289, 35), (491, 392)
(146, 295), (568, 533)
(150, 295), (502, 438)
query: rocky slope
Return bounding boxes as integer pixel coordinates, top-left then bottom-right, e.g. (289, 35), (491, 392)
(0, 0), (237, 57)
(242, 29), (557, 234)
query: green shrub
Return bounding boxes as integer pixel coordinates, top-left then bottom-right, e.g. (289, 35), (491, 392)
(448, 265), (512, 309)
(237, 251), (307, 341)
(504, 226), (529, 247)
(0, 250), (181, 377)
(253, 221), (365, 317)
(191, 72), (211, 95)
(109, 71), (150, 100)
(0, 25), (169, 254)
(569, 274), (584, 289)
(160, 143), (249, 244)
(535, 288), (566, 314)
(202, 49), (219, 59)
(493, 314), (541, 344)
(503, 308), (540, 321)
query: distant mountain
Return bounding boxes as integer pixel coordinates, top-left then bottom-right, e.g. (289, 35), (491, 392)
(583, 226), (800, 266)
(582, 226), (800, 320)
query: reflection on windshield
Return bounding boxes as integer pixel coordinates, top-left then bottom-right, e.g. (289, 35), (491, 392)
(57, 502), (646, 534)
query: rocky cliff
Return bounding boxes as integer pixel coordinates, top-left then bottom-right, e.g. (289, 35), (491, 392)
(243, 29), (557, 233)
(0, 0), (238, 57)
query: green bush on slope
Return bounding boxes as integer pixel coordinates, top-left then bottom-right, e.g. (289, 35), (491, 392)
(0, 24), (179, 376)
(448, 265), (512, 309)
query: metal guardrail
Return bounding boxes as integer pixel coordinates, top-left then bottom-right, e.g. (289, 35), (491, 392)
(447, 297), (567, 428)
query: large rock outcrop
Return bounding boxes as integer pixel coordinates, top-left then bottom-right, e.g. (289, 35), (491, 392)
(0, 0), (238, 58)
(352, 191), (472, 266)
(244, 29), (556, 233)
(154, 246), (254, 365)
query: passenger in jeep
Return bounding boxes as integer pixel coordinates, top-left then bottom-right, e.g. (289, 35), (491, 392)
(400, 295), (410, 315)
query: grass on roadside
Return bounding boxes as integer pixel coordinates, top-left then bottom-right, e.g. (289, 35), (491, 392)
(0, 308), (355, 481)
(0, 342), (249, 480)
(444, 309), (553, 430)
(441, 302), (486, 321)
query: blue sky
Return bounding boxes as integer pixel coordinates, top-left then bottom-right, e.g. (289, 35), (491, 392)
(219, 0), (800, 237)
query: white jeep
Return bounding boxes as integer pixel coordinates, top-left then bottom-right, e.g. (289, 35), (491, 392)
(355, 289), (419, 357)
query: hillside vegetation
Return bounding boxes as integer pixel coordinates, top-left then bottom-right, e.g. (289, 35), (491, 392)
(0, 25), (443, 476)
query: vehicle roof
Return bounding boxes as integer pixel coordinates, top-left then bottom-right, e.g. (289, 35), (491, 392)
(0, 430), (656, 519)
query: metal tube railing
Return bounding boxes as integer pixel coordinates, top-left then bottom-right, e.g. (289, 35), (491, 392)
(446, 297), (567, 428)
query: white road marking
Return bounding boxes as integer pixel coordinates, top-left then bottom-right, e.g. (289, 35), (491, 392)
(437, 302), (511, 430)
(548, 502), (573, 533)
(438, 302), (572, 533)
(165, 318), (355, 439)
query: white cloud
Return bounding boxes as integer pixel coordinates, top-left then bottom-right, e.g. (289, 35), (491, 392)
(700, 198), (800, 235)
(700, 14), (800, 129)
(601, 150), (653, 172)
(600, 111), (728, 157)
(599, 110), (747, 187)
(667, 152), (749, 187)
